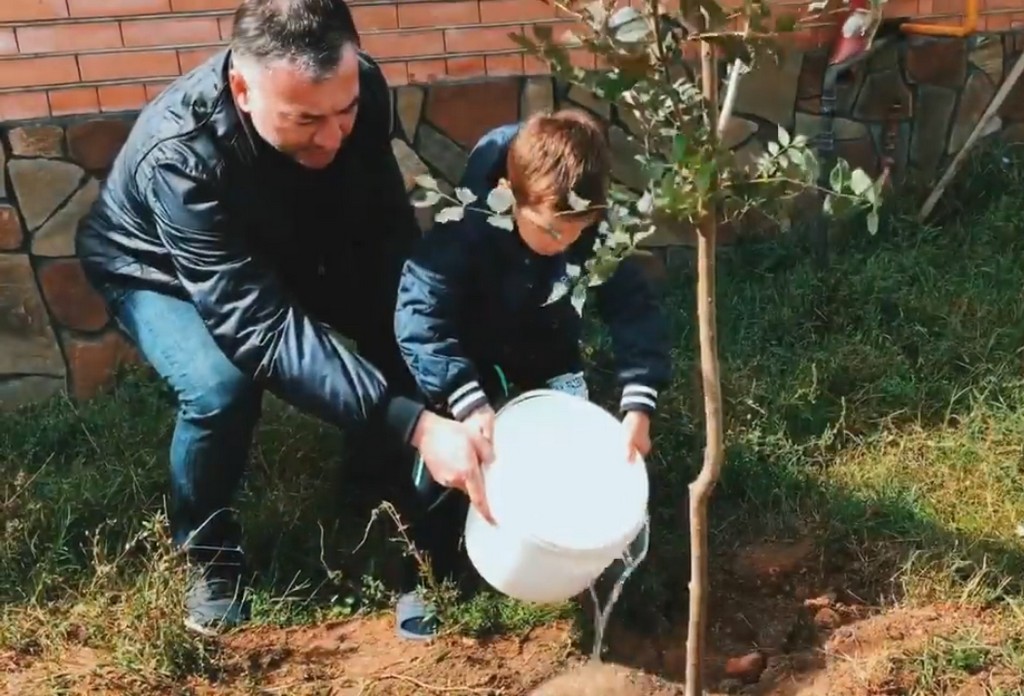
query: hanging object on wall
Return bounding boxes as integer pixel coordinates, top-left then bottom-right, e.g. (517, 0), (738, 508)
(828, 0), (884, 66)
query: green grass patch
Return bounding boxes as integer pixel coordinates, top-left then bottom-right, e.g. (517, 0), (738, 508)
(3, 143), (1024, 687)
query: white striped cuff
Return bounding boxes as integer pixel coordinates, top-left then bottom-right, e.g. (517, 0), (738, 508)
(620, 384), (658, 413)
(448, 380), (489, 420)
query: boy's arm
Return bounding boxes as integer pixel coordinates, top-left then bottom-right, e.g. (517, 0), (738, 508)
(594, 253), (673, 415)
(394, 224), (490, 420)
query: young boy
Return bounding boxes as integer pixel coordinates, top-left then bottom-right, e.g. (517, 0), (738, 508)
(395, 107), (671, 461)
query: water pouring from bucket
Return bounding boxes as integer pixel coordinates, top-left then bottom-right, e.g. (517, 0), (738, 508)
(463, 389), (650, 607)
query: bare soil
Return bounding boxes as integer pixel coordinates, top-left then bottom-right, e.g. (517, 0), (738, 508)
(1, 536), (1011, 695)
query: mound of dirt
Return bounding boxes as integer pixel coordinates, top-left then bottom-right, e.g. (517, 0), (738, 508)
(530, 662), (682, 695)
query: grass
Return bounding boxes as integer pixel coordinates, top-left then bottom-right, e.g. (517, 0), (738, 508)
(3, 142), (1024, 691)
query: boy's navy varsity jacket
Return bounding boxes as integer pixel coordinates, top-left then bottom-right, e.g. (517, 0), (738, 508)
(394, 123), (672, 421)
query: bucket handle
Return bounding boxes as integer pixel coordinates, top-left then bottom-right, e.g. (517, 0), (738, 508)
(494, 387), (581, 417)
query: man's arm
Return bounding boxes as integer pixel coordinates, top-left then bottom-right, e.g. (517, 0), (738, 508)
(394, 224), (489, 421)
(594, 253), (673, 414)
(145, 144), (425, 441)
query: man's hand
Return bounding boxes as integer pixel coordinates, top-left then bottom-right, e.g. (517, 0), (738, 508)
(622, 410), (652, 463)
(411, 411), (496, 524)
(463, 404), (496, 442)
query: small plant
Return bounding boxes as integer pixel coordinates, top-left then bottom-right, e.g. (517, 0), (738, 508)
(413, 0), (886, 691)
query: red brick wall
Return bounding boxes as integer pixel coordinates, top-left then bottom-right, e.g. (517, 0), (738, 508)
(0, 0), (1021, 122)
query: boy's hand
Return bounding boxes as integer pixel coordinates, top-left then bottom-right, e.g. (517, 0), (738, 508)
(464, 404), (497, 442)
(622, 411), (652, 463)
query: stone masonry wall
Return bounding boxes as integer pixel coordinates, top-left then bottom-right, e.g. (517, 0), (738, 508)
(2, 31), (1024, 410)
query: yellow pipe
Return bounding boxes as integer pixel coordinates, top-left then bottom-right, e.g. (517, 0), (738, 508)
(899, 0), (978, 37)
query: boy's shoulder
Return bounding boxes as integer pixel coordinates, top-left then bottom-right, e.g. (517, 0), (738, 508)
(460, 123), (521, 194)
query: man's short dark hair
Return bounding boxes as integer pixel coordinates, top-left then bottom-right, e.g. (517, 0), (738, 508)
(230, 0), (361, 79)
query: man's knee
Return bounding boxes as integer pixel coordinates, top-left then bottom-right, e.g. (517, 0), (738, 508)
(113, 290), (262, 423)
(181, 367), (261, 422)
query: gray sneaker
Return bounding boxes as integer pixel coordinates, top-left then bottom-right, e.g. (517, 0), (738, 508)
(182, 544), (251, 636)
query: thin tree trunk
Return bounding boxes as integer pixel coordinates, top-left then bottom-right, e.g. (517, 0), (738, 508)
(685, 34), (725, 696)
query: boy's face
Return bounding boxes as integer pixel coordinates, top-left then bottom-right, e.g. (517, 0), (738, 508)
(516, 205), (599, 256)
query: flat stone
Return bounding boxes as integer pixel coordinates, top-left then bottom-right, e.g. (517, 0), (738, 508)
(62, 328), (138, 400)
(910, 85), (957, 177)
(8, 159), (84, 231)
(733, 49), (802, 129)
(906, 37), (967, 88)
(721, 117), (758, 150)
(0, 376), (65, 411)
(949, 71), (996, 153)
(794, 113), (871, 141)
(999, 67), (1024, 121)
(415, 124), (466, 184)
(395, 86), (424, 141)
(0, 205), (23, 251)
(8, 125), (64, 158)
(66, 118), (132, 173)
(565, 84), (610, 119)
(867, 41), (899, 72)
(0, 254), (65, 376)
(970, 35), (1004, 86)
(837, 136), (880, 178)
(425, 81), (519, 149)
(32, 177), (100, 257)
(853, 69), (913, 120)
(521, 77), (554, 117)
(36, 258), (109, 332)
(391, 138), (430, 193)
(1001, 122), (1024, 143)
(796, 51), (828, 112)
(609, 126), (645, 191)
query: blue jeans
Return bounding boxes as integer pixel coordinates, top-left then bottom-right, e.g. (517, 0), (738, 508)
(114, 289), (462, 589)
(114, 289), (264, 549)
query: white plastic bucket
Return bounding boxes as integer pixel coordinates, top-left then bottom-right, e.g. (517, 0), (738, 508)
(464, 389), (650, 604)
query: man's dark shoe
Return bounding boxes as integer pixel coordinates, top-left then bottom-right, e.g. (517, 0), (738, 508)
(182, 544), (251, 636)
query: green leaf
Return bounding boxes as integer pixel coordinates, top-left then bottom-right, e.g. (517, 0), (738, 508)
(544, 280), (571, 306)
(486, 186), (515, 214)
(637, 190), (653, 215)
(829, 159), (850, 192)
(486, 214), (514, 231)
(850, 168), (873, 196)
(696, 162), (714, 195)
(672, 134), (688, 163)
(568, 190), (591, 211)
(435, 206), (465, 223)
(570, 283), (587, 315)
(777, 125), (791, 148)
(866, 209), (880, 235)
(455, 187), (477, 205)
(415, 174), (439, 191)
(412, 190), (441, 208)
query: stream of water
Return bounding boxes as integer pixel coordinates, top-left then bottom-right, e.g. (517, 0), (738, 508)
(588, 515), (651, 661)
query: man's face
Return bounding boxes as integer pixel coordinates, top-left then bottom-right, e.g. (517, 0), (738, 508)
(515, 205), (597, 256)
(229, 44), (360, 170)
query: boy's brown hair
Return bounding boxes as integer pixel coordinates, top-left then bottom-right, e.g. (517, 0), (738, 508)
(505, 108), (610, 219)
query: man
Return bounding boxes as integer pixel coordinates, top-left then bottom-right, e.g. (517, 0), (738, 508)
(76, 0), (493, 638)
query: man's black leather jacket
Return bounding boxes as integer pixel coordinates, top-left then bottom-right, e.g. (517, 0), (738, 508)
(76, 48), (426, 441)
